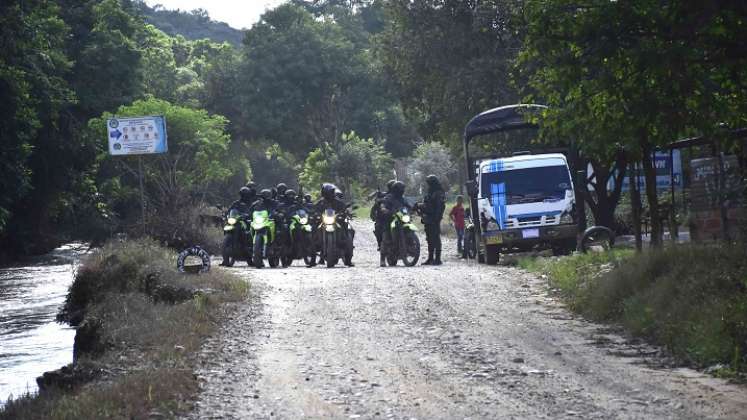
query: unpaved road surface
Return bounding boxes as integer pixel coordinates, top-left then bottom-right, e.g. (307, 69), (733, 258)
(189, 222), (747, 419)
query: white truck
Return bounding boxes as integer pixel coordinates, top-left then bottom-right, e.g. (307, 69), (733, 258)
(462, 104), (581, 264)
(475, 153), (578, 264)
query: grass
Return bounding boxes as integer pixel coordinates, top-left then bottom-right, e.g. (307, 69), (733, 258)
(1, 238), (248, 419)
(520, 244), (747, 376)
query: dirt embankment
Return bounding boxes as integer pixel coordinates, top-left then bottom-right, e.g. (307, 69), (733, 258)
(189, 222), (747, 419)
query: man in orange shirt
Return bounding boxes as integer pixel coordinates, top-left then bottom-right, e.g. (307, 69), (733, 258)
(449, 195), (466, 257)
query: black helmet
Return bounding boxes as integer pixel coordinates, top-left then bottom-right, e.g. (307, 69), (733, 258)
(386, 179), (396, 192)
(321, 183), (336, 200)
(285, 189), (297, 199)
(426, 174), (439, 185)
(259, 188), (272, 200)
(391, 181), (405, 197)
(335, 188), (343, 200)
(245, 181), (256, 190)
(276, 183), (288, 195)
(239, 187), (253, 202)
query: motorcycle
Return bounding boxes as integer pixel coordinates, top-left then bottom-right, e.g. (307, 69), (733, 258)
(250, 209), (280, 268)
(317, 207), (355, 268)
(221, 207), (251, 266)
(382, 206), (420, 266)
(281, 207), (316, 267)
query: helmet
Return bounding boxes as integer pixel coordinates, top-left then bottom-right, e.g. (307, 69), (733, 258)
(321, 183), (336, 201)
(391, 181), (405, 197)
(259, 189), (272, 200)
(386, 179), (396, 192)
(426, 174), (439, 185)
(245, 181), (256, 190)
(285, 189), (297, 200)
(335, 188), (343, 200)
(239, 187), (253, 202)
(276, 183), (288, 196)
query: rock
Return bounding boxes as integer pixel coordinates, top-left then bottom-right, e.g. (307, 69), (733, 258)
(512, 357), (525, 363)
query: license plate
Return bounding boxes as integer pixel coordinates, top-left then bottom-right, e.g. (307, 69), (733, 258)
(485, 234), (502, 245)
(522, 228), (540, 239)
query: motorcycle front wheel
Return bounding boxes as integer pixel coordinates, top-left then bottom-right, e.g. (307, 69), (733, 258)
(324, 232), (338, 268)
(253, 233), (264, 269)
(222, 235), (235, 267)
(402, 230), (420, 267)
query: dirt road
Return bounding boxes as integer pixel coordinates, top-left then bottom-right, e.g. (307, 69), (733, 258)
(189, 222), (747, 419)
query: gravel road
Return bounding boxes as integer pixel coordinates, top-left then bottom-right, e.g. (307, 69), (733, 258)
(188, 222), (747, 419)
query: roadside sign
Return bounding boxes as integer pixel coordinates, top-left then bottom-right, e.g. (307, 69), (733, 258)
(587, 150), (682, 193)
(107, 116), (168, 156)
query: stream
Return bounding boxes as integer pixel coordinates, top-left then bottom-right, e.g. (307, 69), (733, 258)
(0, 243), (87, 405)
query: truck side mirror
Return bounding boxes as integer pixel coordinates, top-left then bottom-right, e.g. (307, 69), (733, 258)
(465, 180), (478, 197)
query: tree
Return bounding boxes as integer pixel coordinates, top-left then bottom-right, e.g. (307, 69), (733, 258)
(408, 142), (458, 194)
(301, 131), (393, 198)
(517, 1), (747, 246)
(89, 99), (249, 230)
(379, 0), (524, 146)
(0, 0), (72, 240)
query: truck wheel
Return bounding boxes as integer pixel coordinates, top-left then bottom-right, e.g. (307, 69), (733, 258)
(485, 244), (500, 265)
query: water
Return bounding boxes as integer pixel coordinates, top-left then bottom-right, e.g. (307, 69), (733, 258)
(0, 243), (87, 404)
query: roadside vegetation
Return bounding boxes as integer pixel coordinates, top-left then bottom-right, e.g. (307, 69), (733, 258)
(0, 239), (248, 419)
(521, 245), (747, 377)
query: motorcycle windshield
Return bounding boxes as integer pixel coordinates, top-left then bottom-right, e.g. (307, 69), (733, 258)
(228, 208), (241, 218)
(253, 210), (269, 222)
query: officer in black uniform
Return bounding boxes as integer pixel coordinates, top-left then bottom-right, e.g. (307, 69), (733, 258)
(417, 175), (445, 265)
(370, 180), (396, 251)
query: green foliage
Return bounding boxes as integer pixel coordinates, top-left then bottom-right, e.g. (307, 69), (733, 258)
(408, 142), (458, 193)
(89, 98), (249, 243)
(379, 0), (523, 146)
(301, 131), (393, 198)
(522, 245), (747, 372)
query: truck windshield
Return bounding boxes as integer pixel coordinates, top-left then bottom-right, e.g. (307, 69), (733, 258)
(481, 165), (572, 205)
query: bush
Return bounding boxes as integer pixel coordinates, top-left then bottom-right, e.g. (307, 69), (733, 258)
(521, 244), (747, 373)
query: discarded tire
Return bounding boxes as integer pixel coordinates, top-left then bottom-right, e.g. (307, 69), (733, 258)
(177, 246), (211, 274)
(579, 226), (615, 253)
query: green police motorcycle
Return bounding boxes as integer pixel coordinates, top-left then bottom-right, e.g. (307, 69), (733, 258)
(283, 207), (316, 267)
(221, 207), (251, 267)
(382, 206), (420, 266)
(250, 209), (280, 268)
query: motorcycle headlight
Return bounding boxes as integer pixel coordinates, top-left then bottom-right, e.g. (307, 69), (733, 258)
(560, 212), (574, 224)
(323, 215), (336, 225)
(401, 215), (411, 223)
(299, 217), (308, 225)
(228, 217), (237, 225)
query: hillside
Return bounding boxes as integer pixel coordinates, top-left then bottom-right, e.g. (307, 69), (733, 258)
(135, 1), (244, 46)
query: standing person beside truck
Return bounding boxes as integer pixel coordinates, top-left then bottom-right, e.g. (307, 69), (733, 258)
(417, 175), (446, 265)
(449, 195), (466, 256)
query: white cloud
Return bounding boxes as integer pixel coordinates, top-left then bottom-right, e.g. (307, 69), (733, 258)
(144, 0), (286, 29)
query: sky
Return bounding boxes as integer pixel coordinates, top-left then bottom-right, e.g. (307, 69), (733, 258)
(144, 0), (287, 29)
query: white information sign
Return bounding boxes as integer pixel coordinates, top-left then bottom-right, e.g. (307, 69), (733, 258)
(107, 116), (168, 156)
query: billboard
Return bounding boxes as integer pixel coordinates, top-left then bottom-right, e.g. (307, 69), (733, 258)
(107, 116), (168, 156)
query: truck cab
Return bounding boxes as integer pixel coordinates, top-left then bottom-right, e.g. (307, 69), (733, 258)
(476, 153), (578, 263)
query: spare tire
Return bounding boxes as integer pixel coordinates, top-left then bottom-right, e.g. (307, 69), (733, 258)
(580, 226), (615, 253)
(177, 246), (211, 274)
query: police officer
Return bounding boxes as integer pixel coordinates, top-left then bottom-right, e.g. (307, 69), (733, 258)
(229, 186), (255, 215)
(315, 183), (354, 266)
(371, 180), (396, 251)
(379, 181), (408, 266)
(418, 175), (445, 265)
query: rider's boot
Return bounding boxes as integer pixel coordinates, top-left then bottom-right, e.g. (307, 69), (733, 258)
(433, 249), (443, 265)
(422, 247), (434, 265)
(380, 253), (386, 267)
